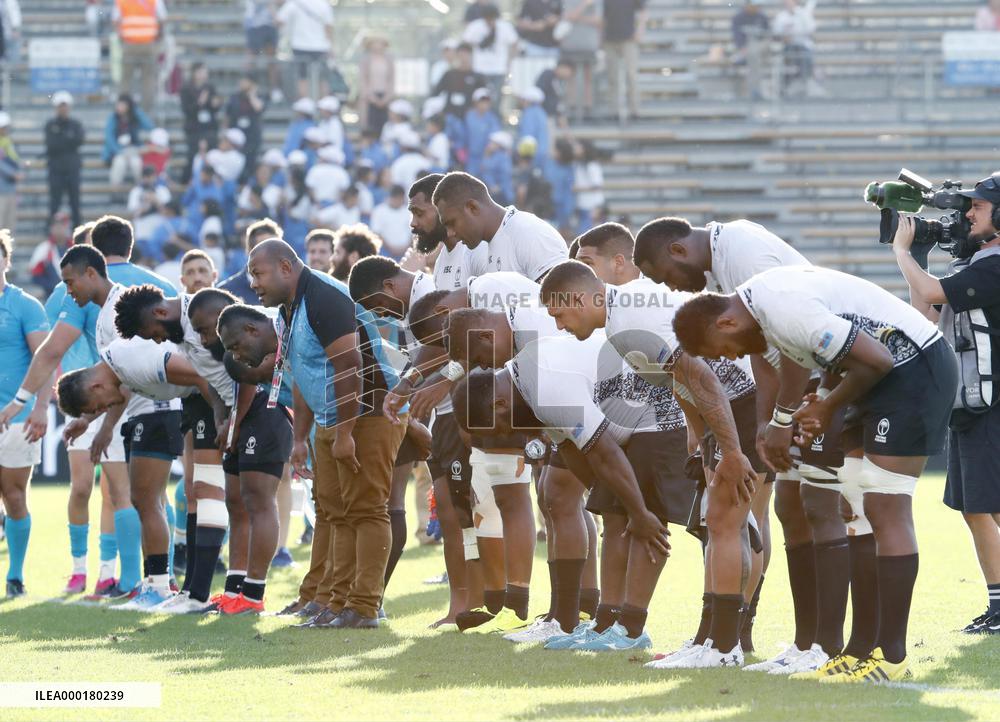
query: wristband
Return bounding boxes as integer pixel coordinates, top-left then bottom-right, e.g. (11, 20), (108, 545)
(772, 409), (793, 427)
(13, 388), (31, 405)
(816, 387), (831, 399)
(442, 360), (466, 382)
(775, 403), (799, 416)
(403, 367), (424, 386)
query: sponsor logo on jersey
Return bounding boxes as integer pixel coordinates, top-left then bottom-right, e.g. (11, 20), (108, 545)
(246, 436), (257, 455)
(817, 332), (834, 351)
(196, 419), (206, 439)
(875, 418), (890, 444)
(810, 433), (825, 452)
(450, 460), (463, 480)
(133, 423), (144, 442)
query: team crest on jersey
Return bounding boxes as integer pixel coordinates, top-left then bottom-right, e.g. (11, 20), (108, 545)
(810, 434), (825, 452)
(196, 419), (206, 439)
(451, 460), (463, 479)
(875, 418), (890, 443)
(133, 423), (144, 442)
(246, 436), (257, 455)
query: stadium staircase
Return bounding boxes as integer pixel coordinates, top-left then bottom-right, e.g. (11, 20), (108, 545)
(7, 0), (998, 293)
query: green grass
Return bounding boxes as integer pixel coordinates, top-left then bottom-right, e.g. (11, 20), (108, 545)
(1, 475), (998, 721)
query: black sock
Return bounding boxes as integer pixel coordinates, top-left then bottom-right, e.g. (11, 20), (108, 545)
(145, 553), (169, 577)
(484, 589), (505, 615)
(694, 593), (715, 645)
(189, 527), (225, 602)
(844, 534), (879, 659)
(619, 603), (647, 639)
(709, 594), (743, 652)
(225, 571), (245, 596)
(988, 582), (1000, 615)
(594, 603), (619, 633)
(740, 575), (764, 651)
(504, 584), (529, 620)
(786, 542), (817, 650)
(814, 538), (850, 656)
(242, 579), (266, 602)
(580, 588), (600, 619)
(553, 559), (585, 633)
(545, 561), (557, 620)
(181, 514), (198, 593)
(875, 553), (919, 664)
(383, 510), (407, 589)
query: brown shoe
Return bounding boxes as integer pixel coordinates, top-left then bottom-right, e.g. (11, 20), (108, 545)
(275, 599), (307, 616)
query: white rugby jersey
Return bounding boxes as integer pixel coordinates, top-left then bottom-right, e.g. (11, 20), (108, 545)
(467, 272), (541, 313)
(483, 207), (568, 282)
(737, 266), (942, 371)
(100, 337), (193, 403)
(180, 294), (236, 406)
(433, 240), (489, 292)
(705, 220), (809, 294)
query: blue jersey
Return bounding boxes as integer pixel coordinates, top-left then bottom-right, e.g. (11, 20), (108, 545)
(0, 284), (51, 423)
(481, 150), (514, 206)
(464, 109), (501, 177)
(518, 104), (550, 169)
(45, 283), (97, 374)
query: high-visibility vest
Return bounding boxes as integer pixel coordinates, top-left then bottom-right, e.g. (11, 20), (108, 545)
(116, 0), (159, 45)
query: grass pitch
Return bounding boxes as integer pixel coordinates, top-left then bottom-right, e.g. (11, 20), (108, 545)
(0, 475), (998, 721)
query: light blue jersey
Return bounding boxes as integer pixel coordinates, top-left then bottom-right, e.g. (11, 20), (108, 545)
(44, 283), (97, 373)
(0, 284), (51, 423)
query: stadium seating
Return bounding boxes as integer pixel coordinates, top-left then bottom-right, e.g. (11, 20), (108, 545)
(8, 0), (995, 293)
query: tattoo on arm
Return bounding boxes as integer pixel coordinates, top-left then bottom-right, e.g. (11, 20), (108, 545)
(673, 352), (741, 453)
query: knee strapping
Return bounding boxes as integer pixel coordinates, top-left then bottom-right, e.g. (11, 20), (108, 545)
(197, 497), (229, 529)
(462, 527), (480, 561)
(194, 463), (226, 492)
(860, 457), (917, 497)
(838, 457), (871, 535)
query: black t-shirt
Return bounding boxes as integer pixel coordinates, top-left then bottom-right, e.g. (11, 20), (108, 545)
(603, 0), (646, 42)
(518, 0), (563, 47)
(940, 253), (1000, 408)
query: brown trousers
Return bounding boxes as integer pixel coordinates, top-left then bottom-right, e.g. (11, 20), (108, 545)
(297, 414), (406, 618)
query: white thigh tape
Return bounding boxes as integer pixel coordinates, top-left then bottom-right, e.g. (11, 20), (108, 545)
(860, 457), (917, 497)
(471, 472), (503, 539)
(462, 527), (480, 561)
(470, 449), (526, 487)
(194, 463), (226, 490)
(197, 497), (229, 528)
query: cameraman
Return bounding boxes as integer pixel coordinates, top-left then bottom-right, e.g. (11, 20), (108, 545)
(893, 172), (1000, 635)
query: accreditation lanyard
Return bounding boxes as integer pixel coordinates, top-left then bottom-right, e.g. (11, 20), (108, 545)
(268, 301), (298, 408)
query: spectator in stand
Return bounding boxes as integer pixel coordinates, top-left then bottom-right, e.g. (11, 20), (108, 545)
(465, 0), (492, 23)
(180, 63), (223, 183)
(481, 130), (514, 205)
(30, 212), (70, 296)
(153, 241), (185, 292)
(227, 75), (267, 183)
(304, 229), (335, 272)
(197, 215), (226, 272)
(142, 127), (171, 178)
(275, 0), (335, 99)
(517, 0), (562, 58)
(144, 200), (190, 263)
(182, 162), (226, 232)
(732, 1), (770, 99)
(283, 97), (317, 155)
(390, 129), (431, 191)
(330, 223), (382, 281)
(572, 139), (604, 233)
(103, 92), (153, 188)
(547, 136), (576, 232)
(514, 136), (555, 222)
(129, 164), (172, 253)
(465, 87), (501, 177)
(603, 0), (646, 121)
(425, 109), (451, 172)
(318, 96), (346, 157)
(462, 3), (519, 101)
(238, 161), (282, 221)
(0, 111), (21, 232)
(0, 0), (21, 64)
(44, 91), (84, 229)
(357, 128), (390, 174)
(431, 38), (458, 88)
(354, 161), (376, 219)
(359, 33), (396, 135)
(113, 0), (166, 110)
(260, 147), (288, 187)
(202, 129), (246, 184)
(733, 0), (770, 53)
(975, 0), (1000, 30)
(282, 151), (312, 254)
(244, 0), (283, 103)
(370, 184), (412, 259)
(536, 57), (574, 123)
(313, 186), (362, 231)
(515, 86), (549, 168)
(560, 0), (602, 120)
(774, 0), (821, 96)
(302, 126), (328, 168)
(306, 144), (351, 205)
(381, 99), (415, 159)
(433, 42), (485, 121)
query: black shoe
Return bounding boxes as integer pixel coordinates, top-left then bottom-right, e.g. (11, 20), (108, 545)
(299, 526), (314, 546)
(330, 608), (378, 629)
(962, 610), (992, 634)
(983, 612), (1000, 635)
(173, 544), (187, 574)
(6, 579), (26, 598)
(377, 606), (387, 622)
(297, 600), (325, 618)
(275, 599), (307, 616)
(295, 607), (339, 628)
(455, 608), (495, 631)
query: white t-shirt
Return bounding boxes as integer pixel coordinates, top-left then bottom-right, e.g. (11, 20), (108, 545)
(100, 338), (193, 403)
(573, 161), (604, 211)
(705, 220), (809, 294)
(428, 132), (450, 170)
(604, 277), (754, 401)
(314, 203), (362, 229)
(390, 152), (432, 191)
(737, 266), (943, 372)
(152, 260), (182, 293)
(370, 203), (413, 257)
(467, 271), (540, 313)
(276, 0), (334, 52)
(305, 163), (351, 203)
(179, 294), (236, 406)
(127, 184), (171, 215)
(462, 18), (519, 76)
(483, 207), (568, 281)
(213, 149), (245, 183)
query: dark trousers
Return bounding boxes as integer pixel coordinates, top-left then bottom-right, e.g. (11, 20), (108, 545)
(48, 167), (81, 228)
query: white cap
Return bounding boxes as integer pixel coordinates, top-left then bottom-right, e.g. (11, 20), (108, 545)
(397, 128), (422, 149)
(204, 149), (223, 172)
(303, 126), (327, 145)
(262, 148), (287, 168)
(224, 128), (246, 148)
(489, 131), (512, 150)
(422, 95), (446, 120)
(388, 99), (413, 118)
(318, 144), (345, 165)
(52, 90), (73, 107)
(200, 216), (223, 241)
(472, 87), (492, 103)
(318, 95), (341, 113)
(292, 97), (316, 116)
(287, 149), (308, 166)
(149, 127), (169, 147)
(0, 112), (11, 128)
(441, 37), (460, 50)
(517, 86), (545, 104)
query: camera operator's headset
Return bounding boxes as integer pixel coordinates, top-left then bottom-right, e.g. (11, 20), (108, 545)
(959, 172), (1000, 238)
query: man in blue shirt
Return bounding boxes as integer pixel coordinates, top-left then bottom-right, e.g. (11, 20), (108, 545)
(218, 218), (283, 303)
(245, 239), (406, 628)
(0, 230), (53, 597)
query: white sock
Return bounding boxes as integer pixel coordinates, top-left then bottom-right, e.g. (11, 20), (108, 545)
(99, 558), (117, 582)
(150, 573), (171, 594)
(72, 555), (87, 575)
(173, 527), (187, 545)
